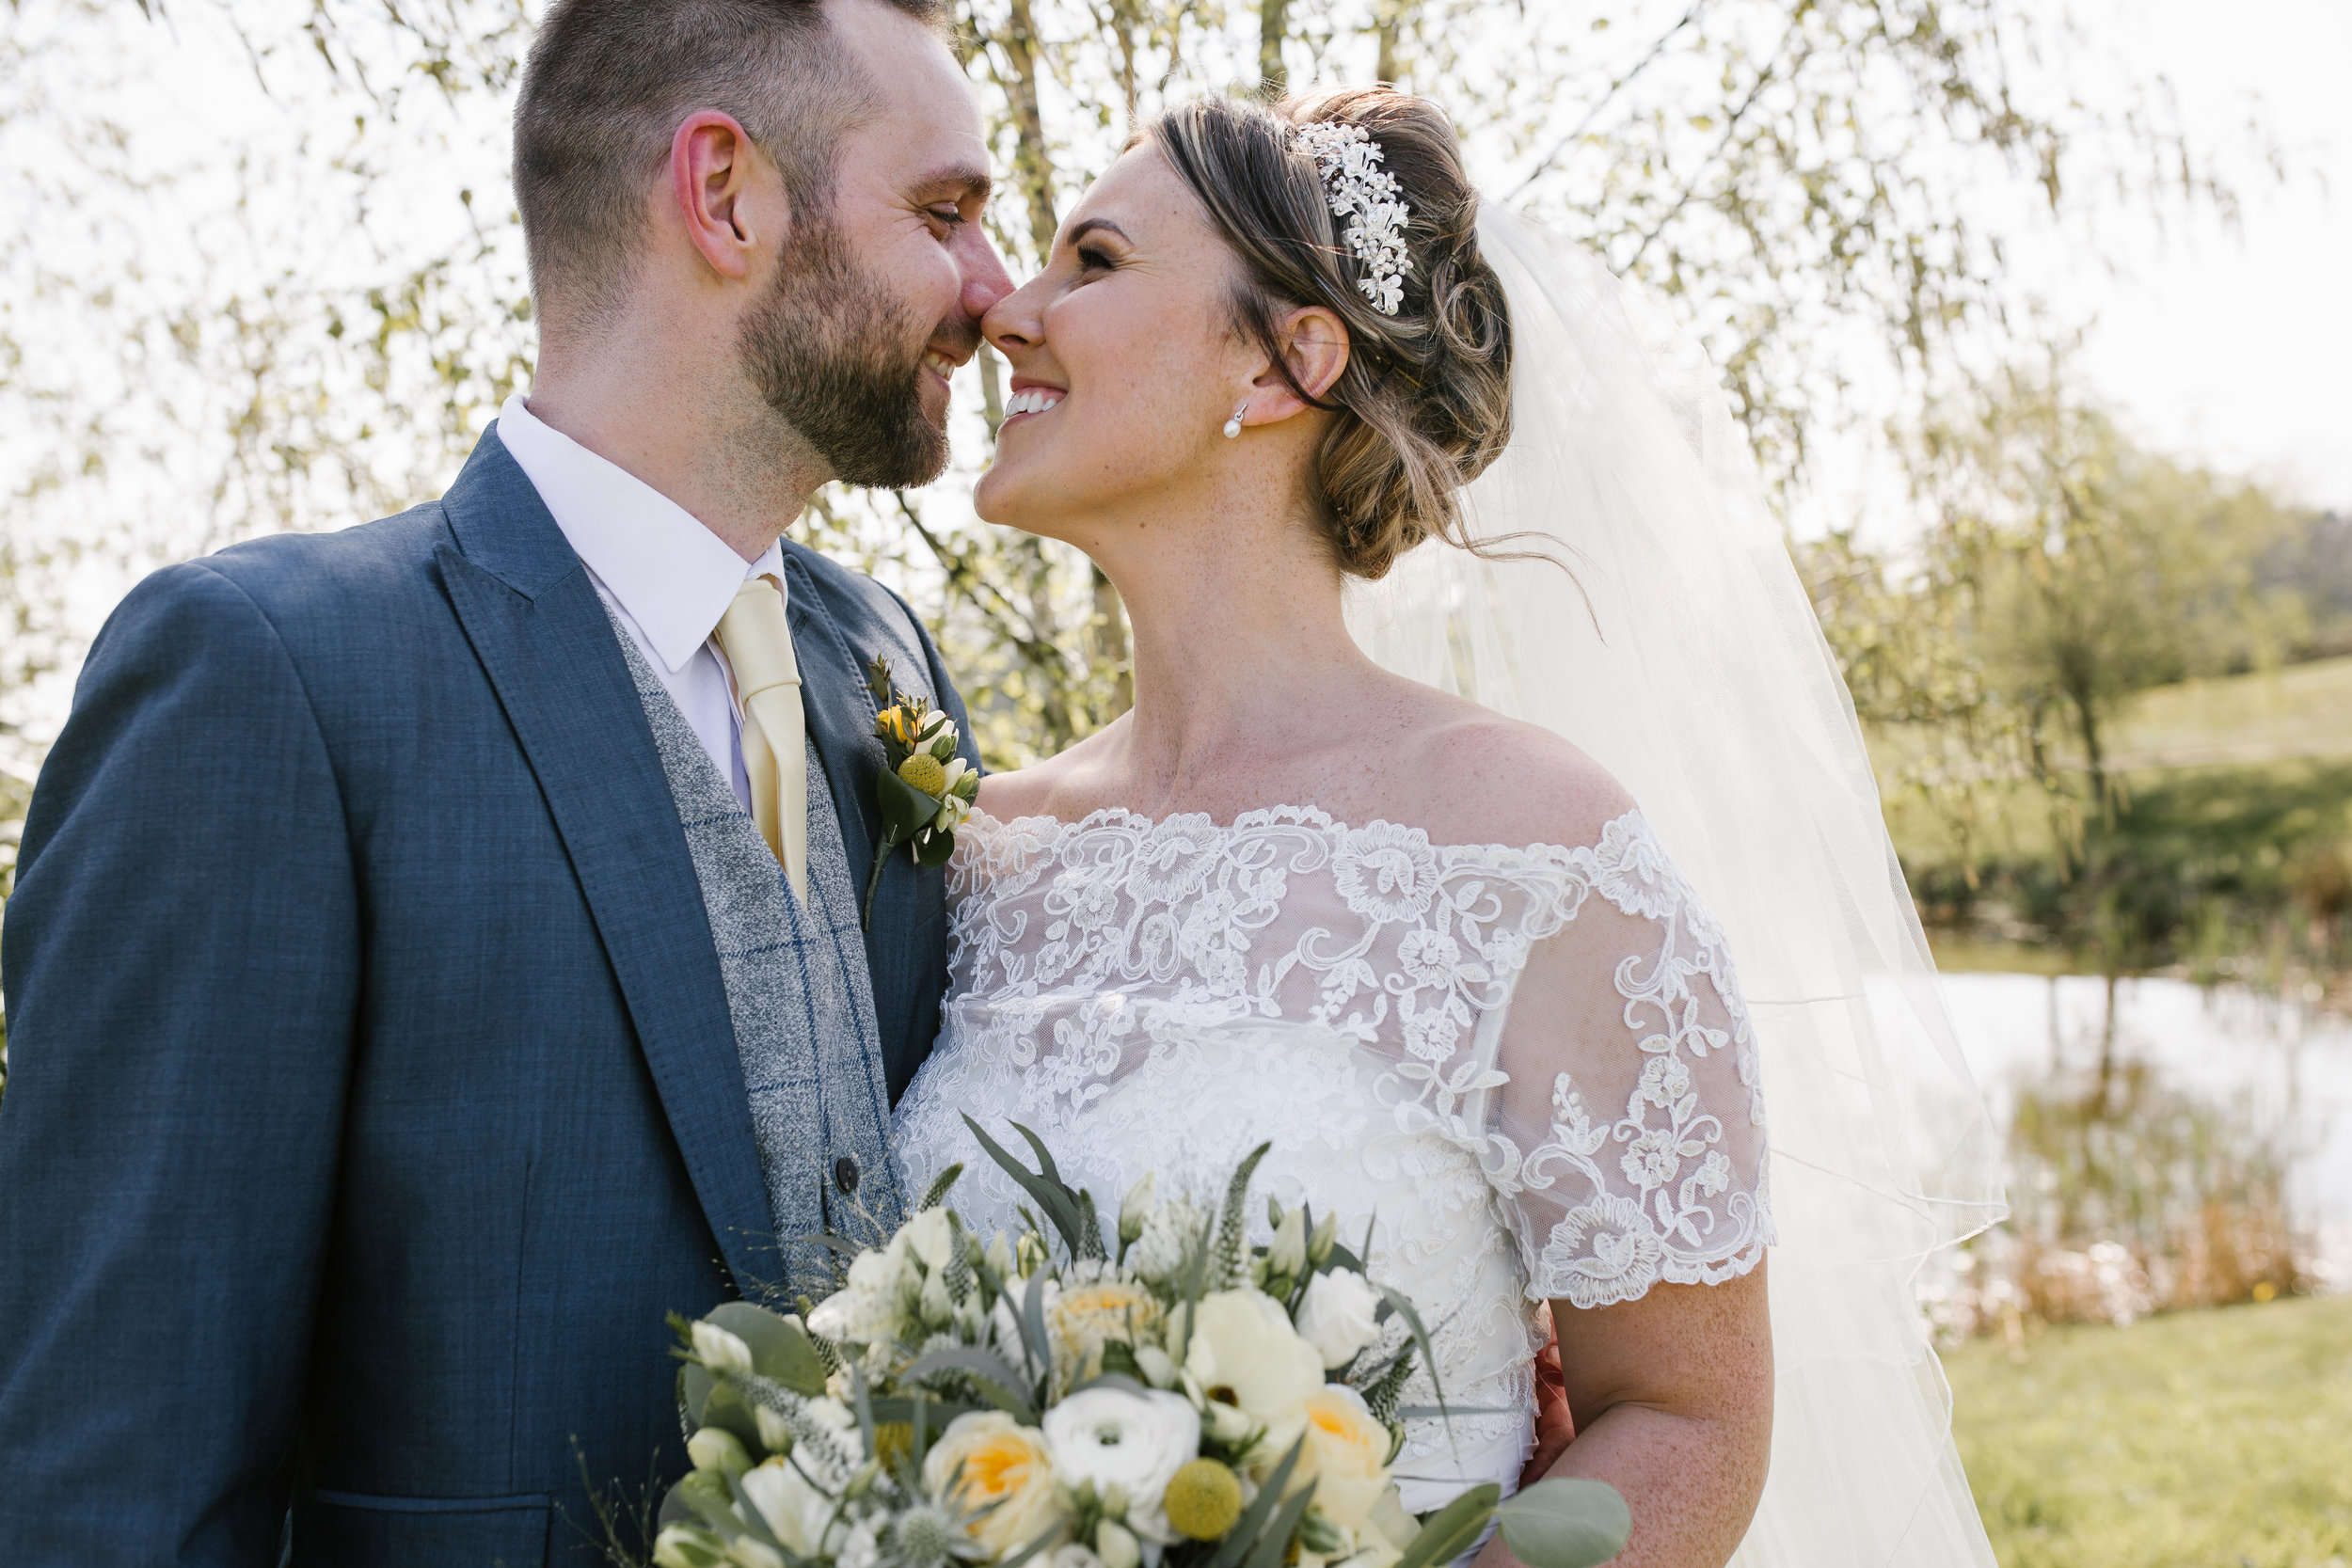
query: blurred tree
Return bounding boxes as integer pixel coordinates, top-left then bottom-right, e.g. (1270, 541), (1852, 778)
(1908, 368), (2304, 816)
(0, 0), (2264, 805)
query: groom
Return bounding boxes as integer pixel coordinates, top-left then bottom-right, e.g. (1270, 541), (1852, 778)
(0, 0), (1007, 1561)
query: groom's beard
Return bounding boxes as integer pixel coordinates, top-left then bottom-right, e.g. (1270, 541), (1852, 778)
(739, 216), (953, 489)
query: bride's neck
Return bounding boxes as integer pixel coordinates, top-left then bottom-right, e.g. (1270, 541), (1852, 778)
(1096, 506), (1375, 784)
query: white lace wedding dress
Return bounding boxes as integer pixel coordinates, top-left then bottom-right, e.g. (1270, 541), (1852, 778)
(889, 801), (1770, 1513)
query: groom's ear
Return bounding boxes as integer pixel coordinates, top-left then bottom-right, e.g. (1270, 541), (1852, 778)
(670, 110), (776, 283)
(1251, 306), (1352, 420)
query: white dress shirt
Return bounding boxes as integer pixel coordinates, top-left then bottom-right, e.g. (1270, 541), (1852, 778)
(497, 392), (778, 814)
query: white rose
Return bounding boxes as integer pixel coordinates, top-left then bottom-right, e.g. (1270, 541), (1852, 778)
(1184, 1290), (1327, 1462)
(739, 1457), (836, 1558)
(691, 1322), (755, 1374)
(807, 1247), (914, 1344)
(1042, 1386), (1203, 1543)
(1295, 1269), (1383, 1370)
(1291, 1386), (1392, 1531)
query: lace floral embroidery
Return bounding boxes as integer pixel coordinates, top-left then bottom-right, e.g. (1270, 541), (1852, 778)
(932, 805), (1770, 1313)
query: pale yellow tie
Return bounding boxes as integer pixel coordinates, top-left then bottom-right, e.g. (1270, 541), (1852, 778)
(713, 574), (808, 904)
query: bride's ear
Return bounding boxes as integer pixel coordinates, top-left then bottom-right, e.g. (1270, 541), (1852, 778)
(1247, 306), (1351, 421)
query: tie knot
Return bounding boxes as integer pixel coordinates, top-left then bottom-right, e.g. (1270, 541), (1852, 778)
(715, 575), (802, 699)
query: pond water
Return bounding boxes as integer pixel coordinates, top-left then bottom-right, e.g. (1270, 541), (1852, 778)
(1938, 972), (2352, 1291)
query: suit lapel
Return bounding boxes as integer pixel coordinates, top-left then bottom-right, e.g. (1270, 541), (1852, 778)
(433, 427), (774, 1293)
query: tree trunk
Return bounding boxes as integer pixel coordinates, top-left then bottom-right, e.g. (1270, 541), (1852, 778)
(993, 0), (1061, 258)
(2069, 677), (2110, 821)
(1373, 0), (1406, 83)
(1260, 0), (1289, 95)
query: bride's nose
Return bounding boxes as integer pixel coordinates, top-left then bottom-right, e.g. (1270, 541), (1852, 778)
(981, 275), (1047, 361)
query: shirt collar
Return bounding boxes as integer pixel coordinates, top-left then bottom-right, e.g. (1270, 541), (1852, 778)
(496, 392), (786, 674)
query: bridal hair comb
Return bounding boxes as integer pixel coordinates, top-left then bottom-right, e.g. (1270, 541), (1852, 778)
(1292, 120), (1412, 316)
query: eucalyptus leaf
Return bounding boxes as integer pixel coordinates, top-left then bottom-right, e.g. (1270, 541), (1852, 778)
(703, 1301), (827, 1396)
(1496, 1478), (1631, 1568)
(1392, 1483), (1501, 1568)
(695, 1379), (763, 1450)
(682, 1361), (716, 1430)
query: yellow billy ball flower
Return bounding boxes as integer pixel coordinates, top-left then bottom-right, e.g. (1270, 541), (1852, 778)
(898, 753), (946, 797)
(1163, 1458), (1244, 1541)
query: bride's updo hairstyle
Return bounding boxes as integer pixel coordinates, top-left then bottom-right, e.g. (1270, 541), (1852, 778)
(1150, 88), (1513, 580)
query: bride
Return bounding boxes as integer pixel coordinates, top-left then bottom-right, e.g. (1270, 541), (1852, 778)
(890, 87), (2002, 1568)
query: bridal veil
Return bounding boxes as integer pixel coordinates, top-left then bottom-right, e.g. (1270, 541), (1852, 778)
(1345, 206), (2007, 1568)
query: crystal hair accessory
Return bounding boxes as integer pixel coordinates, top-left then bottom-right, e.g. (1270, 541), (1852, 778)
(1293, 119), (1412, 316)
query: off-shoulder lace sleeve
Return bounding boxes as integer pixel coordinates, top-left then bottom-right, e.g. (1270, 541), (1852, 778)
(1488, 815), (1771, 1310)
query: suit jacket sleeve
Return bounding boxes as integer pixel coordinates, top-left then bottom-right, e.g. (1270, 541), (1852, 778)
(0, 562), (360, 1565)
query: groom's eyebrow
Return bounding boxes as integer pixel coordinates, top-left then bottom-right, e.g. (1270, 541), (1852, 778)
(914, 164), (994, 206)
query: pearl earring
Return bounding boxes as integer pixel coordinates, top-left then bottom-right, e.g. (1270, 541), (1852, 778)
(1222, 403), (1248, 439)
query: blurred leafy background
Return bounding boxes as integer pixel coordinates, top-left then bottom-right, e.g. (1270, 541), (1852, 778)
(2, 1), (2348, 1559)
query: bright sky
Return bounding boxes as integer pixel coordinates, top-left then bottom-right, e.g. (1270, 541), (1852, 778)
(2045, 0), (2350, 514)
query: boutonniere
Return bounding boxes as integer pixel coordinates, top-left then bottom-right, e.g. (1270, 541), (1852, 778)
(861, 656), (979, 927)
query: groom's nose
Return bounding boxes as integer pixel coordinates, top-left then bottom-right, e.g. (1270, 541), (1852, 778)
(955, 224), (1016, 325)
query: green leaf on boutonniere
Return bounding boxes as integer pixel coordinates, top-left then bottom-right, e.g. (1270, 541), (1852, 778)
(877, 768), (945, 839)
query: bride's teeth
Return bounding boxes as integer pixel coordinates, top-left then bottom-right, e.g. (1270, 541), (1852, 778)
(1006, 388), (1064, 417)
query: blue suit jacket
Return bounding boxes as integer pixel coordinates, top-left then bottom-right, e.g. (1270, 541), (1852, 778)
(0, 429), (977, 1566)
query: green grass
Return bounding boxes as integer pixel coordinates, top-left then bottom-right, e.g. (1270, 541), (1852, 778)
(1946, 1295), (2352, 1567)
(2113, 654), (2352, 771)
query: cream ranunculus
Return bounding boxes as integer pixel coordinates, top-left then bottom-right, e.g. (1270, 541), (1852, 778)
(1041, 1386), (1203, 1542)
(1183, 1290), (1327, 1460)
(1292, 1386), (1392, 1531)
(1050, 1279), (1165, 1389)
(1294, 1269), (1384, 1370)
(924, 1411), (1068, 1559)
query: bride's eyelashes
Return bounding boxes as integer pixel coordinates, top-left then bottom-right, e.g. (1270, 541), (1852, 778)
(1073, 242), (1120, 274)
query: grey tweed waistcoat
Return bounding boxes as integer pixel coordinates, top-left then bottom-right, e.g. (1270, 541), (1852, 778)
(605, 607), (903, 1295)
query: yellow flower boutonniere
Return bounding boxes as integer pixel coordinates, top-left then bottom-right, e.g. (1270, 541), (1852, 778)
(862, 655), (979, 927)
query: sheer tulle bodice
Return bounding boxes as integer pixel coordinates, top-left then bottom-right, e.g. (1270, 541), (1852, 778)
(891, 803), (1771, 1509)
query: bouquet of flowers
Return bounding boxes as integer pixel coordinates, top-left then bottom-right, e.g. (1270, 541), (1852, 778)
(648, 1119), (1629, 1568)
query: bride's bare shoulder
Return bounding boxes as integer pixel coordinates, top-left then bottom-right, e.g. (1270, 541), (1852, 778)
(1390, 682), (1636, 852)
(971, 717), (1127, 823)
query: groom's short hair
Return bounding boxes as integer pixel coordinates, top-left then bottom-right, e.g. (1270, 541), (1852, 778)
(515, 0), (947, 328)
